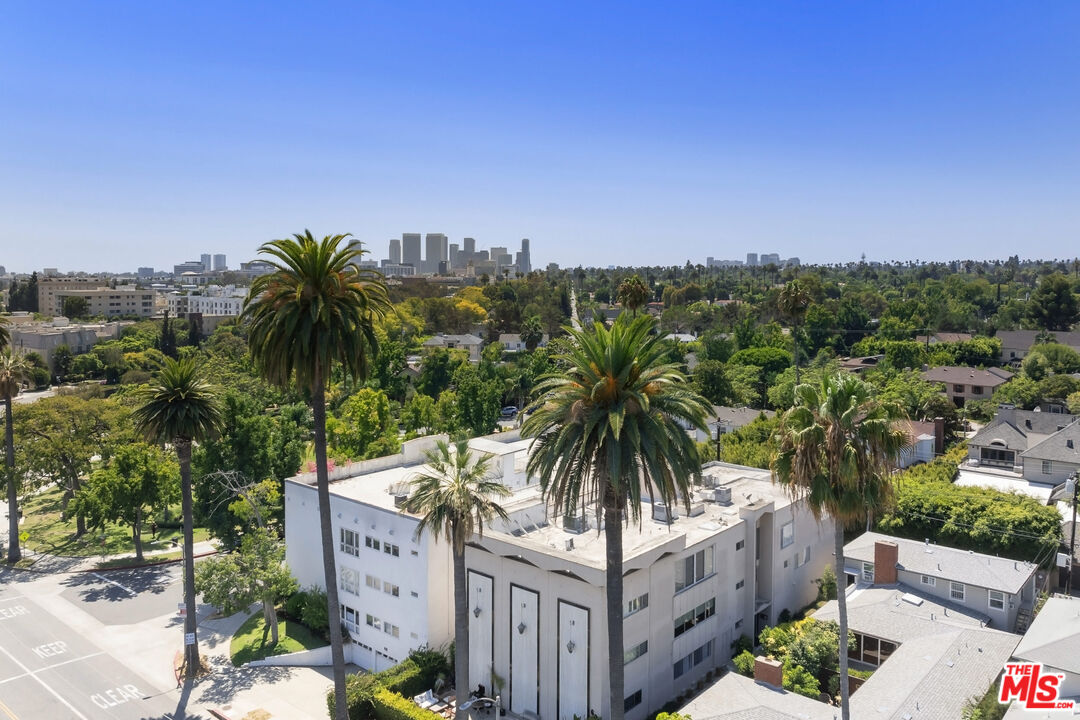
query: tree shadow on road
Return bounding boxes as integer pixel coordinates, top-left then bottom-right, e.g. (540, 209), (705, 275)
(59, 565), (178, 602)
(191, 655), (294, 707)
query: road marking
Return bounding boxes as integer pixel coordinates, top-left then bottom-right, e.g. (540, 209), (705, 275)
(90, 684), (142, 709)
(0, 651), (107, 685)
(0, 696), (18, 720)
(0, 596), (26, 603)
(89, 572), (137, 597)
(0, 644), (89, 720)
(32, 641), (67, 659)
(0, 606), (28, 621)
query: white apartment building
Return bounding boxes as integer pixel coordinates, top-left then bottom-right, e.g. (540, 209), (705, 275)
(37, 277), (156, 318)
(165, 285), (247, 317)
(284, 434), (834, 720)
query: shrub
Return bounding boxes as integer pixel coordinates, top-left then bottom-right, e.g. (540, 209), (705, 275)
(731, 634), (754, 656)
(301, 586), (330, 637)
(372, 689), (444, 720)
(782, 661), (820, 698)
(328, 672), (383, 720)
(327, 648), (452, 720)
(815, 564), (838, 602)
(284, 590), (307, 620)
(777, 609), (792, 624)
(733, 650), (756, 678)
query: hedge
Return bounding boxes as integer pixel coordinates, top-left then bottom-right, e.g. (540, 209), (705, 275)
(328, 649), (451, 720)
(372, 689), (445, 720)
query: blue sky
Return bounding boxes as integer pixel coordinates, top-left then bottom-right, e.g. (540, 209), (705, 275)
(2, 2), (1078, 273)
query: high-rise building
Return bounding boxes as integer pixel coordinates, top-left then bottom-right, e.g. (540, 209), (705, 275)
(449, 243), (459, 269)
(201, 254), (212, 272)
(424, 233), (448, 274)
(746, 253), (758, 266)
(463, 237), (476, 255)
(490, 247), (508, 270)
(388, 238), (401, 265)
(213, 254), (227, 271)
(517, 238), (531, 274)
(137, 267), (154, 278)
(402, 233), (421, 269)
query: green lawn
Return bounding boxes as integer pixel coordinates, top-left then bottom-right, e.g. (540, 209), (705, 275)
(20, 487), (209, 558)
(229, 611), (327, 667)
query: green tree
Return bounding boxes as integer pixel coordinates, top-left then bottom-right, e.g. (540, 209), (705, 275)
(51, 344), (73, 381)
(1, 350), (30, 562)
(772, 373), (907, 720)
(454, 364), (502, 436)
(195, 527), (298, 644)
(242, 231), (390, 719)
(434, 390), (461, 434)
(72, 443), (179, 561)
(692, 359), (732, 405)
(417, 348), (458, 397)
(1028, 273), (1080, 331)
(329, 388), (395, 459)
(401, 394), (437, 434)
(524, 314), (710, 720)
(62, 296), (90, 319)
(404, 439), (510, 710)
(778, 281), (811, 385)
(133, 357), (223, 673)
(520, 315), (545, 351)
(158, 310), (179, 359)
(616, 274), (650, 316)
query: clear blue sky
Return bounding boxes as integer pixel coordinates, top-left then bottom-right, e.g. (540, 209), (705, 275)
(2, 2), (1078, 273)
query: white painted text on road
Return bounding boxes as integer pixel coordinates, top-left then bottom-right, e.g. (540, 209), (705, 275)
(32, 641), (68, 659)
(0, 606), (28, 620)
(90, 685), (142, 708)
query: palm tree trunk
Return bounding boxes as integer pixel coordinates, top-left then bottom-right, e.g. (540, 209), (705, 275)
(834, 521), (851, 720)
(453, 546), (469, 710)
(177, 439), (200, 672)
(312, 370), (349, 720)
(603, 484), (625, 720)
(133, 507), (143, 562)
(5, 396), (20, 563)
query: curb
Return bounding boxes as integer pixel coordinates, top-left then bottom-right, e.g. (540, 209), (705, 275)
(82, 548), (220, 573)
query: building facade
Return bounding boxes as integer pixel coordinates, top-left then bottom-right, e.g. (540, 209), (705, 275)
(37, 278), (156, 318)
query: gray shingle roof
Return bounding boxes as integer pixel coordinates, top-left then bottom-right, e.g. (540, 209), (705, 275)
(1012, 596), (1080, 674)
(998, 330), (1080, 352)
(921, 365), (1014, 387)
(814, 585), (990, 644)
(969, 409), (1077, 453)
(1021, 422), (1080, 463)
(845, 532), (1038, 595)
(679, 672), (835, 720)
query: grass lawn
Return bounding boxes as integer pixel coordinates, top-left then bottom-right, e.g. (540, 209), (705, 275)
(93, 550), (184, 570)
(20, 487), (210, 558)
(229, 611), (327, 667)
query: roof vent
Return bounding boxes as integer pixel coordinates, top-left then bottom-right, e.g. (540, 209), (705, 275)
(713, 487), (732, 505)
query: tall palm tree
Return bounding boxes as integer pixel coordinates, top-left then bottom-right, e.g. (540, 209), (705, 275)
(771, 373), (907, 720)
(242, 231), (390, 720)
(404, 439), (510, 710)
(0, 318), (10, 351)
(133, 357), (222, 672)
(616, 274), (650, 317)
(523, 314), (710, 720)
(1, 350), (30, 563)
(777, 280), (811, 385)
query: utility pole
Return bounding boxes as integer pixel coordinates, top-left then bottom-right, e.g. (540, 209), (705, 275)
(1068, 475), (1078, 596)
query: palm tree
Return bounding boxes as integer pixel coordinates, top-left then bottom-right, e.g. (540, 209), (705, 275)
(242, 231), (390, 720)
(523, 314), (710, 720)
(1, 350), (30, 563)
(404, 439), (510, 710)
(616, 274), (650, 317)
(771, 373), (907, 720)
(777, 280), (811, 385)
(0, 318), (10, 351)
(133, 357), (222, 673)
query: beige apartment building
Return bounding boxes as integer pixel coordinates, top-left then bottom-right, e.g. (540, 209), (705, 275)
(38, 277), (156, 318)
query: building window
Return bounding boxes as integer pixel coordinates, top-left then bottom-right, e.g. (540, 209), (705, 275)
(920, 575), (936, 587)
(384, 582), (400, 598)
(989, 590), (1005, 610)
(340, 529), (360, 557)
(953, 384), (965, 393)
(735, 580), (744, 590)
(384, 543), (400, 557)
(972, 385), (984, 395)
(675, 546), (714, 591)
(1042, 460), (1052, 475)
(625, 593), (649, 617)
(802, 546), (811, 566)
(624, 641), (648, 665)
(780, 521), (794, 549)
(735, 540), (744, 551)
(674, 599), (716, 638)
(862, 562), (874, 583)
(673, 640), (713, 679)
(624, 690), (643, 712)
(950, 582), (965, 601)
(365, 536), (380, 551)
(340, 568), (359, 594)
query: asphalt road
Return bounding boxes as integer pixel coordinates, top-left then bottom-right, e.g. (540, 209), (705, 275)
(60, 566), (185, 626)
(0, 580), (187, 719)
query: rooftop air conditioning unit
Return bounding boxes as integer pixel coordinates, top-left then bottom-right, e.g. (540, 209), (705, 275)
(393, 494), (409, 509)
(713, 487), (733, 505)
(563, 514), (589, 534)
(652, 502), (677, 523)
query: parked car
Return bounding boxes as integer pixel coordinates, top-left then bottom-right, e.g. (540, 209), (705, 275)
(501, 406), (518, 418)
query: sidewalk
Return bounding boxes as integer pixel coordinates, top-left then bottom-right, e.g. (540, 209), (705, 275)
(12, 539), (220, 574)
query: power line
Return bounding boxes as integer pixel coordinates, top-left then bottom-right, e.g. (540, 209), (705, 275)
(887, 508), (1062, 545)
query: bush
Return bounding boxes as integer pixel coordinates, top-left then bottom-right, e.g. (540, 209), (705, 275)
(301, 586), (330, 637)
(732, 634), (754, 656)
(782, 661), (820, 698)
(733, 650), (756, 677)
(328, 672), (383, 720)
(327, 648), (452, 720)
(815, 564), (837, 602)
(372, 689), (444, 720)
(284, 590), (307, 621)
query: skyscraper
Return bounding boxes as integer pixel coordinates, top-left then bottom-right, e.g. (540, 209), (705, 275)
(213, 254), (226, 271)
(402, 233), (421, 269)
(425, 233), (448, 274)
(389, 238), (401, 265)
(449, 243), (459, 269)
(463, 237), (476, 255)
(516, 238), (531, 274)
(200, 253), (211, 272)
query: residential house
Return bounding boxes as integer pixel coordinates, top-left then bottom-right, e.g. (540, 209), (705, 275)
(421, 333), (484, 363)
(692, 406), (774, 443)
(842, 532), (1038, 633)
(899, 418), (944, 468)
(997, 330), (1080, 366)
(921, 365), (1014, 407)
(966, 405), (1077, 475)
(498, 333), (548, 352)
(1008, 595), (1080, 710)
(839, 354), (884, 374)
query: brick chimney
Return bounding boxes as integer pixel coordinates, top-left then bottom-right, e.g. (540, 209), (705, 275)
(754, 657), (783, 688)
(874, 540), (898, 585)
(933, 417), (945, 456)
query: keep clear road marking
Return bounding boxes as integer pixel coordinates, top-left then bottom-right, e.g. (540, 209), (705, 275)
(0, 644), (90, 720)
(0, 651), (107, 685)
(89, 572), (137, 597)
(0, 696), (17, 720)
